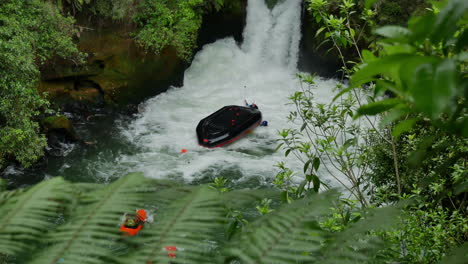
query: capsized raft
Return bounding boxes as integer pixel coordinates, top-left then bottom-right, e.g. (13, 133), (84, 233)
(196, 105), (262, 148)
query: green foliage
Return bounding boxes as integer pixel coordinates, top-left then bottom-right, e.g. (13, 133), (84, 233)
(0, 178), (72, 256)
(277, 73), (373, 206)
(296, 1), (467, 263)
(0, 174), (403, 264)
(29, 173), (155, 264)
(377, 206), (468, 263)
(122, 186), (225, 263)
(223, 191), (336, 264)
(209, 176), (230, 193)
(88, 0), (135, 20)
(133, 0), (216, 61)
(352, 0), (467, 137)
(0, 0), (80, 168)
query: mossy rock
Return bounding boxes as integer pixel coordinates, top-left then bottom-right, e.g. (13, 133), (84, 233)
(41, 115), (79, 141)
(38, 81), (103, 106)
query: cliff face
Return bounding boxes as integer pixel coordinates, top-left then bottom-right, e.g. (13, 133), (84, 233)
(39, 24), (186, 111)
(39, 1), (248, 113)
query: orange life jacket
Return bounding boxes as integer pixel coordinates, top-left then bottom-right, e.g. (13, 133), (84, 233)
(120, 209), (147, 236)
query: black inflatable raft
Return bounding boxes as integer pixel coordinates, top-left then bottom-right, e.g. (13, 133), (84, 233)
(196, 105), (262, 148)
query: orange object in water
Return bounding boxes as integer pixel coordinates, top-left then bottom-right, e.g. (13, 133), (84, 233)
(164, 246), (177, 258)
(136, 209), (147, 221)
(181, 149), (187, 153)
(120, 209), (147, 236)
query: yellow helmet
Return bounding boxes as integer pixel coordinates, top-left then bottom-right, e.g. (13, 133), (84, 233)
(125, 218), (137, 228)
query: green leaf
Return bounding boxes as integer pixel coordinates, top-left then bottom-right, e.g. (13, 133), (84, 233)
(0, 178), (73, 256)
(374, 79), (402, 97)
(351, 54), (420, 88)
(365, 0), (378, 8)
(312, 175), (320, 193)
(313, 157), (320, 171)
(455, 29), (468, 52)
(430, 0), (468, 43)
(361, 49), (376, 63)
(375, 26), (411, 40)
(297, 180), (307, 197)
(275, 142), (284, 152)
(392, 118), (417, 138)
(409, 13), (436, 42)
(224, 191), (337, 263)
(410, 59), (458, 118)
(399, 55), (439, 91)
(332, 86), (353, 102)
(355, 98), (403, 118)
(304, 160), (311, 173)
(379, 107), (410, 128)
(29, 173), (154, 264)
(440, 242), (468, 264)
(124, 186), (225, 264)
(315, 27), (326, 37)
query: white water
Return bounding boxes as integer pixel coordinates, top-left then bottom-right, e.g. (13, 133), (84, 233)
(110, 0), (340, 185)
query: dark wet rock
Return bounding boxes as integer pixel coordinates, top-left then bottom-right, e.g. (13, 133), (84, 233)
(41, 115), (79, 141)
(197, 0), (247, 47)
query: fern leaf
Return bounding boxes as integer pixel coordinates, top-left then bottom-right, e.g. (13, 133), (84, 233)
(123, 186), (225, 264)
(27, 173), (153, 264)
(0, 177), (73, 256)
(317, 205), (400, 264)
(223, 191), (338, 264)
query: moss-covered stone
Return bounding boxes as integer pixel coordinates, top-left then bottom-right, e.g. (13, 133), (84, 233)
(41, 115), (79, 141)
(38, 81), (103, 106)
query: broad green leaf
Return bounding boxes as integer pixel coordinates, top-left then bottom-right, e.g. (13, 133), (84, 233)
(315, 27), (326, 37)
(399, 56), (439, 92)
(312, 175), (320, 193)
(392, 118), (417, 138)
(303, 159), (311, 173)
(351, 54), (421, 88)
(375, 26), (412, 40)
(455, 29), (468, 52)
(361, 49), (376, 63)
(408, 13), (436, 42)
(332, 86), (353, 102)
(365, 0), (378, 8)
(313, 157), (320, 171)
(410, 59), (457, 118)
(355, 98), (403, 117)
(379, 107), (411, 128)
(380, 43), (416, 55)
(374, 79), (402, 97)
(430, 0), (468, 43)
(440, 242), (468, 264)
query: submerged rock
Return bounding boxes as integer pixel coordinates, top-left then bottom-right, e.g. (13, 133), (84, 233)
(41, 115), (79, 141)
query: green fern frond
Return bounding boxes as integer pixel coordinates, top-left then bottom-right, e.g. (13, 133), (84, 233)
(317, 205), (400, 264)
(441, 242), (468, 264)
(0, 177), (73, 256)
(222, 189), (281, 210)
(223, 191), (338, 264)
(28, 173), (154, 264)
(0, 188), (26, 206)
(124, 186), (226, 264)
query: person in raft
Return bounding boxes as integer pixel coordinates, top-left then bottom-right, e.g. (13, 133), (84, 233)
(244, 99), (258, 109)
(120, 209), (148, 236)
(244, 99), (268, 126)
